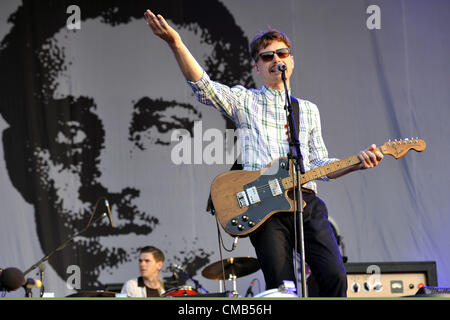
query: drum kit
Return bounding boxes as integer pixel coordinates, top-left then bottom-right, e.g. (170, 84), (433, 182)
(65, 256), (297, 298)
(163, 256), (297, 298)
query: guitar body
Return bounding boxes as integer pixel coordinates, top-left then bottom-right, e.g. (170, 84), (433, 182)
(211, 139), (426, 237)
(211, 158), (295, 237)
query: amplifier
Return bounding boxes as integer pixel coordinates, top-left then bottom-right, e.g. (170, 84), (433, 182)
(345, 261), (437, 297)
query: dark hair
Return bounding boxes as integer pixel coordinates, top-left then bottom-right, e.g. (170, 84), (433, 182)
(249, 29), (292, 62)
(140, 246), (165, 263)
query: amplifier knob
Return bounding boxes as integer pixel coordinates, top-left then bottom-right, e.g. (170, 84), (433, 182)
(373, 282), (383, 292)
(363, 282), (371, 292)
(351, 283), (360, 293)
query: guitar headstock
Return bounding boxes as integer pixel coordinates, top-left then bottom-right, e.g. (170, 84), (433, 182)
(380, 138), (426, 159)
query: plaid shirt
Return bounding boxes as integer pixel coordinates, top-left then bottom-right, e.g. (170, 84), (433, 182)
(187, 72), (339, 193)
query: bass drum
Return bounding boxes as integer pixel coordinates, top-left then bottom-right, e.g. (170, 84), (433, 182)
(254, 288), (297, 298)
(163, 286), (198, 297)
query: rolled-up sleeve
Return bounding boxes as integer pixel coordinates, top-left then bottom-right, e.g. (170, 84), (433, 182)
(187, 71), (245, 121)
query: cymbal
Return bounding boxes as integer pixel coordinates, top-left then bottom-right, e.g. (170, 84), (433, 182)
(202, 257), (260, 280)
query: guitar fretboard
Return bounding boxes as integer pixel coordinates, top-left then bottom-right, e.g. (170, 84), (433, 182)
(281, 155), (362, 189)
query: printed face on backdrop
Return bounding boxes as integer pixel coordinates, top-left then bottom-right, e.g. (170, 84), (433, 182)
(0, 0), (253, 290)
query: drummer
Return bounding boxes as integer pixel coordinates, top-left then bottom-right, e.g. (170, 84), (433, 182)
(121, 246), (166, 297)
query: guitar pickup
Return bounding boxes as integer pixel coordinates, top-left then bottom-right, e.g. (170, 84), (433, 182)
(236, 191), (249, 208)
(268, 179), (282, 197)
(245, 186), (261, 205)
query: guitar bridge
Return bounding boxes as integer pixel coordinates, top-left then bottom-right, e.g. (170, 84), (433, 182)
(236, 191), (249, 208)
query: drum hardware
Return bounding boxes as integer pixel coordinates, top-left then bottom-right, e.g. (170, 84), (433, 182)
(163, 286), (198, 297)
(170, 264), (208, 294)
(202, 257), (260, 296)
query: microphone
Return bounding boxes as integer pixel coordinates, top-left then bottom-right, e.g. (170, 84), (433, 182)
(171, 264), (185, 273)
(276, 64), (287, 72)
(23, 278), (42, 289)
(104, 199), (115, 227)
(245, 280), (255, 297)
(23, 278), (41, 298)
(0, 267), (26, 292)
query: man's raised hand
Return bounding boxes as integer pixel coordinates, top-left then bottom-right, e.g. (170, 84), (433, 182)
(144, 10), (181, 46)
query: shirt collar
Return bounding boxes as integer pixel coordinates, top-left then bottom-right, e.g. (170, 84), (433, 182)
(261, 85), (291, 100)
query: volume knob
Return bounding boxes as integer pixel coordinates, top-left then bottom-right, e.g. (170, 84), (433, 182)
(351, 283), (360, 293)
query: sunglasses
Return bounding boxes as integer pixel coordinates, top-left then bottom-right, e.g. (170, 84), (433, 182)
(257, 48), (291, 62)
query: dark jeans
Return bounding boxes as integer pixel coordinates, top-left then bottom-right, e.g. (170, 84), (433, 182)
(249, 191), (347, 297)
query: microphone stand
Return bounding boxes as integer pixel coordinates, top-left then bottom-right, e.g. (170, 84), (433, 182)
(280, 68), (307, 298)
(180, 269), (208, 294)
(23, 198), (110, 297)
(24, 213), (108, 277)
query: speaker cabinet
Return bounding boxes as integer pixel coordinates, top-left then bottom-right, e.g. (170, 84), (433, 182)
(345, 261), (437, 297)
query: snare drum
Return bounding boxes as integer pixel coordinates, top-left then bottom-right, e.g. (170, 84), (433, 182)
(254, 288), (297, 298)
(163, 286), (198, 297)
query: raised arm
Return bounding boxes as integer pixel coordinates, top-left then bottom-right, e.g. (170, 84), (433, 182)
(144, 9), (203, 82)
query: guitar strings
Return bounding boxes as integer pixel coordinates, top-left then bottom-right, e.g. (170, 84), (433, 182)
(251, 171), (317, 193)
(250, 163), (338, 193)
(250, 159), (357, 193)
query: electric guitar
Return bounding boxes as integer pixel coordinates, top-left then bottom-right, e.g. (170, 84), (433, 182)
(210, 138), (426, 237)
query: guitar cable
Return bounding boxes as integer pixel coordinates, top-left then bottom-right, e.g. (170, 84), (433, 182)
(214, 213), (229, 292)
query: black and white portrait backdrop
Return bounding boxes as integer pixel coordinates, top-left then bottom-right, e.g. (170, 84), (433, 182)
(1, 0), (449, 297)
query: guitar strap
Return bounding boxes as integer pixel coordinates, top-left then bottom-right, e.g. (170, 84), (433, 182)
(206, 96), (300, 213)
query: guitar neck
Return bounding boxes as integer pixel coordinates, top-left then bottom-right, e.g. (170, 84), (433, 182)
(301, 155), (361, 184)
(281, 148), (382, 188)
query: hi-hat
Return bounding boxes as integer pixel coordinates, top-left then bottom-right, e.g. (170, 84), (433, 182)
(202, 257), (260, 280)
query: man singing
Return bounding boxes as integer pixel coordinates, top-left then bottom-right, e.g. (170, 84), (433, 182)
(144, 9), (383, 297)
